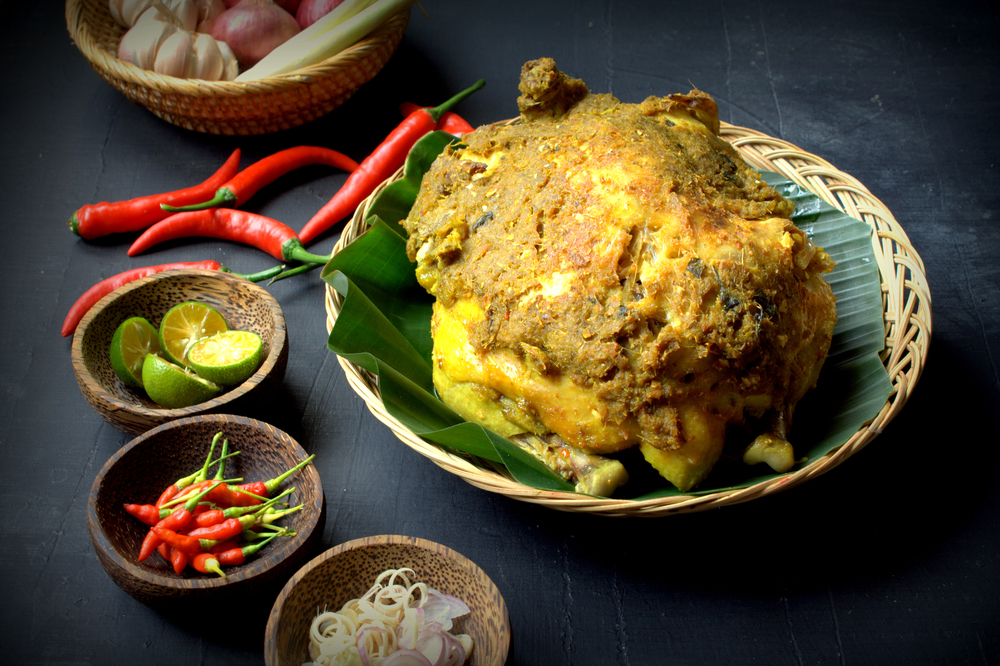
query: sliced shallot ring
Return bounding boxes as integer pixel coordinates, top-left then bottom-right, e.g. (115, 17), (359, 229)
(380, 648), (434, 666)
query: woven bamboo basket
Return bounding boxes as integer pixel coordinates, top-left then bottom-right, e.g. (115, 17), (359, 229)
(66, 0), (410, 135)
(324, 123), (932, 517)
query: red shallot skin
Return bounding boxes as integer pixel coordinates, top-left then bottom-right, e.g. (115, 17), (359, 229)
(295, 0), (345, 29)
(225, 0), (298, 11)
(210, 0), (301, 67)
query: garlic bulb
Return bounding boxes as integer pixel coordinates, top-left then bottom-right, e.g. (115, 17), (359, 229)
(109, 0), (198, 29)
(118, 2), (239, 80)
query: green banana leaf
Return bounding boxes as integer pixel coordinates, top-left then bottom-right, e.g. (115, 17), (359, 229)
(323, 131), (893, 500)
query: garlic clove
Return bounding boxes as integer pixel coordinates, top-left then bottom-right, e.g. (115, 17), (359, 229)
(121, 0), (156, 27)
(167, 0), (199, 32)
(189, 32), (225, 80)
(153, 30), (194, 78)
(118, 17), (176, 70)
(216, 40), (241, 81)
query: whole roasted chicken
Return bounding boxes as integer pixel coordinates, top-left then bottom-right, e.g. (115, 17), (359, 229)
(402, 59), (838, 495)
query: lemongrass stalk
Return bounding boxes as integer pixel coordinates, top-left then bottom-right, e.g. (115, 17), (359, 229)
(236, 0), (415, 81)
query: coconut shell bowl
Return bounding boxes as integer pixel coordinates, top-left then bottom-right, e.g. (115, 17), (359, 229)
(88, 414), (325, 609)
(264, 535), (511, 666)
(71, 268), (288, 436)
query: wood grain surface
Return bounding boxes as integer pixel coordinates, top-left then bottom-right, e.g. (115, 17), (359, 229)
(1, 1), (997, 664)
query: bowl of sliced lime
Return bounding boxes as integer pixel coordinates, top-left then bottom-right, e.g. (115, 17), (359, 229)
(71, 269), (287, 435)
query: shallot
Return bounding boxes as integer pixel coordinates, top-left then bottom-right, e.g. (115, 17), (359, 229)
(225, 0), (299, 10)
(295, 0), (345, 28)
(210, 0), (301, 67)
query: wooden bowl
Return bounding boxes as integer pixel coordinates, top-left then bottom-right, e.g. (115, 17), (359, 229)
(264, 535), (511, 666)
(87, 414), (325, 609)
(71, 268), (287, 436)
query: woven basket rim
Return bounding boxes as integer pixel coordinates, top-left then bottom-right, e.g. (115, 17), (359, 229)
(65, 0), (411, 96)
(324, 121), (932, 517)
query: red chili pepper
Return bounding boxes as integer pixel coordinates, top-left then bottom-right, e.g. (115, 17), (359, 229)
(69, 149), (241, 239)
(123, 503), (164, 526)
(169, 546), (189, 574)
(298, 79), (485, 245)
(127, 208), (331, 265)
(152, 526), (218, 554)
(61, 261), (285, 338)
(162, 146), (359, 213)
(184, 514), (259, 541)
(192, 552), (226, 577)
(214, 530), (285, 566)
(236, 454), (315, 500)
(399, 102), (476, 136)
(203, 482), (269, 508)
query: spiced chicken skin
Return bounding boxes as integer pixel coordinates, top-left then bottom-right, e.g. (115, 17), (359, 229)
(402, 59), (837, 493)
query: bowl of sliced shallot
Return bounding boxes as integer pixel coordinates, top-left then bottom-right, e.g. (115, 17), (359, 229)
(264, 535), (511, 666)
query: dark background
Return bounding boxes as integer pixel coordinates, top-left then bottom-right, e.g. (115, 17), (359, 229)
(2, 1), (998, 664)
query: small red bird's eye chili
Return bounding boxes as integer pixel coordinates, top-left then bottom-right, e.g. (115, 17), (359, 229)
(153, 525), (226, 554)
(162, 146), (359, 213)
(297, 80), (485, 245)
(169, 546), (189, 574)
(214, 530), (285, 566)
(192, 552), (226, 577)
(398, 102), (476, 136)
(69, 149), (241, 239)
(127, 208), (331, 265)
(123, 503), (164, 526)
(183, 513), (261, 542)
(236, 454), (315, 500)
(202, 481), (269, 507)
(61, 261), (285, 338)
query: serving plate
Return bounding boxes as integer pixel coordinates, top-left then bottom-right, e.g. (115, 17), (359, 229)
(323, 123), (931, 517)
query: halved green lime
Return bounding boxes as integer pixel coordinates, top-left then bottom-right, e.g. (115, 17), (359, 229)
(187, 330), (264, 386)
(142, 353), (221, 408)
(109, 317), (161, 389)
(158, 301), (228, 368)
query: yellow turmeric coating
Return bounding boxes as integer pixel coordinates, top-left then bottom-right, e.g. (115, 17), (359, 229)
(403, 58), (837, 492)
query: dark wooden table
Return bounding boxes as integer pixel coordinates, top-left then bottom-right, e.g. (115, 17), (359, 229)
(3, 1), (997, 664)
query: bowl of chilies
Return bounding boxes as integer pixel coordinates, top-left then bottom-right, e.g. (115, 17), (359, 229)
(264, 535), (511, 666)
(70, 268), (288, 436)
(87, 414), (325, 608)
